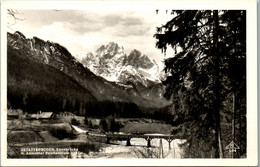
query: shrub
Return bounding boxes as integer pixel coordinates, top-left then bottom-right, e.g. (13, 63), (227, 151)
(84, 117), (88, 125)
(49, 127), (76, 140)
(71, 118), (80, 125)
(84, 117), (95, 128)
(99, 118), (108, 132)
(110, 119), (121, 132)
(88, 120), (93, 128)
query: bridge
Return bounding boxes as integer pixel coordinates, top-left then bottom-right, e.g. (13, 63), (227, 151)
(106, 133), (176, 149)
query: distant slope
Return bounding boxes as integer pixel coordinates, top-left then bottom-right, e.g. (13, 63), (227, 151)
(7, 44), (96, 114)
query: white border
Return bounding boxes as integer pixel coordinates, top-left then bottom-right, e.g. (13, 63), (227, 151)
(1, 0), (258, 166)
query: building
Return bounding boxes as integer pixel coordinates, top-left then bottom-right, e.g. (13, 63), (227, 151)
(29, 111), (54, 120)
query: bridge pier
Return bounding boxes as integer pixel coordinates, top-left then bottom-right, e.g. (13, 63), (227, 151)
(166, 138), (173, 150)
(146, 137), (152, 148)
(126, 138), (131, 146)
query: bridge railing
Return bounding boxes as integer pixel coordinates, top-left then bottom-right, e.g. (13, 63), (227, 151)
(106, 133), (177, 147)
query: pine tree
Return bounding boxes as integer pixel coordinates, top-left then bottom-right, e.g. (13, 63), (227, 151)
(154, 10), (246, 158)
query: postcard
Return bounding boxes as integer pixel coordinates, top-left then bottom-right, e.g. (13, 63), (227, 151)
(1, 0), (257, 166)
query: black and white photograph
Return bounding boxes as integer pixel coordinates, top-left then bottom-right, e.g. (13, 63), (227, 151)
(1, 0), (257, 166)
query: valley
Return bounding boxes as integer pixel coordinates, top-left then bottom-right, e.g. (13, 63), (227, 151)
(7, 111), (185, 158)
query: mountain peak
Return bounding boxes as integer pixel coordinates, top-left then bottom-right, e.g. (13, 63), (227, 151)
(96, 42), (124, 57)
(108, 41), (118, 46)
(127, 49), (154, 69)
(129, 49), (141, 54)
(79, 42), (161, 86)
(14, 31), (26, 39)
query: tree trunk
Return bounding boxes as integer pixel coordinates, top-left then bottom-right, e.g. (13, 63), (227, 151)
(233, 92), (235, 143)
(218, 130), (223, 158)
(238, 97), (242, 157)
(212, 10), (223, 158)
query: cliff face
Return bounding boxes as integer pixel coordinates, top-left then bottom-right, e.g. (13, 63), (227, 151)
(79, 42), (161, 86)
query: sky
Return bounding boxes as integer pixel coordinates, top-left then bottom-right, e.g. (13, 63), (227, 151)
(7, 9), (174, 63)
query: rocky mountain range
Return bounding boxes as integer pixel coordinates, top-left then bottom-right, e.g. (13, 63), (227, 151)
(7, 31), (169, 114)
(78, 42), (161, 87)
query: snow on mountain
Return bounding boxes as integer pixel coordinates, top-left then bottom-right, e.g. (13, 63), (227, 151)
(79, 42), (161, 87)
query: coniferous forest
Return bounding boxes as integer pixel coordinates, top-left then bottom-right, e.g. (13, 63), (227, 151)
(154, 10), (246, 158)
